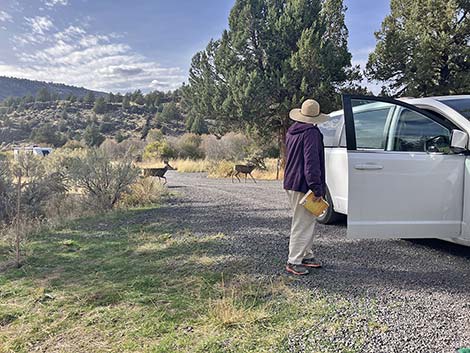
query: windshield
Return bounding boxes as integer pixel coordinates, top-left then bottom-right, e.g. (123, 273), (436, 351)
(438, 98), (470, 120)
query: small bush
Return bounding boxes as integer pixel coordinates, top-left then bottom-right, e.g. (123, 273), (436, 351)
(142, 140), (178, 161)
(100, 138), (145, 161)
(176, 133), (205, 160)
(120, 178), (169, 207)
(146, 129), (164, 143)
(202, 133), (248, 161)
(62, 140), (86, 150)
(83, 124), (105, 147)
(65, 149), (139, 210)
(0, 158), (14, 223)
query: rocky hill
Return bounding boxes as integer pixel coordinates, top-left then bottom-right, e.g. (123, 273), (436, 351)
(0, 100), (185, 149)
(0, 76), (107, 101)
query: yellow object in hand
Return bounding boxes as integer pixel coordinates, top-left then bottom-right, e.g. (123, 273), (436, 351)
(299, 190), (329, 217)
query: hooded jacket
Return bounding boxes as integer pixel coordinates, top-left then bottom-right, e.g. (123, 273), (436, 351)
(283, 122), (326, 197)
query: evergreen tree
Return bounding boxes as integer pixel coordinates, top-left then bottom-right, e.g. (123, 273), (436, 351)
(93, 96), (107, 114)
(83, 124), (105, 147)
(122, 95), (131, 109)
(36, 88), (51, 102)
(30, 123), (66, 147)
(67, 94), (77, 103)
(159, 101), (180, 123)
(182, 0), (360, 161)
(131, 90), (145, 105)
(115, 93), (123, 103)
(366, 0), (470, 96)
(83, 91), (96, 104)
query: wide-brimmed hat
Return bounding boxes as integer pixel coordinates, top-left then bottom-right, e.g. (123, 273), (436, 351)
(289, 99), (329, 125)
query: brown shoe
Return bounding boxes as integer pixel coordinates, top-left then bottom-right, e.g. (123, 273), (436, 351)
(302, 258), (322, 268)
(286, 263), (309, 276)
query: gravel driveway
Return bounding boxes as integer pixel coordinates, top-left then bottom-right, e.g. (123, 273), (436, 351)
(161, 171), (470, 352)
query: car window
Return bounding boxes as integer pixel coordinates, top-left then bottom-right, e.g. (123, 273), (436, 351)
(389, 108), (451, 152)
(318, 114), (343, 147)
(438, 98), (470, 120)
(354, 108), (391, 149)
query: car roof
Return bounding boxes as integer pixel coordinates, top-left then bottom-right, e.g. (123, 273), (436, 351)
(328, 95), (470, 116)
(329, 101), (392, 117)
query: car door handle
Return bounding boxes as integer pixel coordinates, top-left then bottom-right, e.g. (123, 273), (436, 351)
(354, 163), (384, 171)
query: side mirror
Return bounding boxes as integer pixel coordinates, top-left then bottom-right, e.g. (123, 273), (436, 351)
(450, 130), (468, 151)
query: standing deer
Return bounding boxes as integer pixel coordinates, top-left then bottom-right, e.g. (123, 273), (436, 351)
(232, 157), (266, 183)
(142, 160), (176, 184)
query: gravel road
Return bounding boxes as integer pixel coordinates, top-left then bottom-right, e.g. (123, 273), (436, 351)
(161, 171), (470, 352)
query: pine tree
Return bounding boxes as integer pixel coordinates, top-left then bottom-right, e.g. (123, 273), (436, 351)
(366, 0), (470, 96)
(36, 88), (51, 102)
(182, 0), (360, 161)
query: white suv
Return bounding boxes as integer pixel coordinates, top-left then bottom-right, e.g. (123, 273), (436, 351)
(317, 95), (470, 246)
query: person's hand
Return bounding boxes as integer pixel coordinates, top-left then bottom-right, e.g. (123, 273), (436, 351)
(312, 196), (323, 202)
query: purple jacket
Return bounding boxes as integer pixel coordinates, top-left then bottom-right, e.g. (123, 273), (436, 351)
(283, 122), (326, 197)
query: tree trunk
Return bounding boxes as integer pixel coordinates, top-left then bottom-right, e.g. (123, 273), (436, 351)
(15, 172), (22, 268)
(279, 119), (289, 169)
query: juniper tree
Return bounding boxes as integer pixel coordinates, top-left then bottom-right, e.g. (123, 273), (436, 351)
(182, 0), (360, 161)
(366, 0), (470, 96)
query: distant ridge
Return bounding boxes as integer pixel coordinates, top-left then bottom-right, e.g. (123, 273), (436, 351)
(0, 76), (107, 101)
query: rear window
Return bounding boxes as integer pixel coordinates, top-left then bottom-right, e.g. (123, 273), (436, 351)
(318, 114), (343, 147)
(439, 99), (470, 120)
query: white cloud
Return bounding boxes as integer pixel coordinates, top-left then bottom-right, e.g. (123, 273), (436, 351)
(43, 0), (68, 8)
(0, 11), (13, 23)
(25, 16), (54, 35)
(1, 25), (185, 92)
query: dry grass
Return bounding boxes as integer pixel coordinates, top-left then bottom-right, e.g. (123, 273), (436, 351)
(136, 159), (211, 173)
(119, 177), (170, 207)
(252, 158), (283, 180)
(135, 158), (283, 180)
(0, 208), (380, 353)
(208, 158), (283, 181)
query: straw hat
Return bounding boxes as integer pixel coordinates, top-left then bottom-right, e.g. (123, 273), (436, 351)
(289, 99), (329, 124)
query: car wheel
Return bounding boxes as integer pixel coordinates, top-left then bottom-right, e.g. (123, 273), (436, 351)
(317, 187), (342, 225)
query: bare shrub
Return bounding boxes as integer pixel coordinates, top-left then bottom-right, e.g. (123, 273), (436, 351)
(202, 133), (248, 161)
(11, 153), (68, 221)
(175, 133), (205, 160)
(0, 158), (14, 223)
(65, 149), (139, 210)
(100, 138), (145, 161)
(62, 139), (86, 150)
(120, 177), (169, 208)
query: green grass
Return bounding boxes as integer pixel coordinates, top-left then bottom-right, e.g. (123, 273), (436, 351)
(0, 207), (382, 353)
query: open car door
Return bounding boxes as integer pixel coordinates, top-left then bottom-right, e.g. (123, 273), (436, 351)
(343, 95), (466, 239)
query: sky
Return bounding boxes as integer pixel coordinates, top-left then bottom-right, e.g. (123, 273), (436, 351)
(0, 0), (390, 93)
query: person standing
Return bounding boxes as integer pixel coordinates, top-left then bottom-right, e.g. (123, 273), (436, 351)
(283, 99), (328, 276)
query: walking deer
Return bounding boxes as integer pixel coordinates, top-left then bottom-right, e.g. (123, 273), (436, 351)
(142, 161), (176, 184)
(232, 157), (266, 183)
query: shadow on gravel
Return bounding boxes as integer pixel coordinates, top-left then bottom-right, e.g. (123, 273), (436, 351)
(406, 239), (470, 259)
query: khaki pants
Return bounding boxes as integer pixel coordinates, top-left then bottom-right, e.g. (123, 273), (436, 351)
(286, 190), (316, 265)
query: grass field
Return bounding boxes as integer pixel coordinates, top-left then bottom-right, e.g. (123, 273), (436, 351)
(0, 206), (380, 353)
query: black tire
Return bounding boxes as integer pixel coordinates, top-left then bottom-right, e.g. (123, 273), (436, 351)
(317, 187), (342, 225)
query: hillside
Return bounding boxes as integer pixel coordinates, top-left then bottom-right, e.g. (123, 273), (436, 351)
(0, 100), (186, 149)
(0, 76), (107, 101)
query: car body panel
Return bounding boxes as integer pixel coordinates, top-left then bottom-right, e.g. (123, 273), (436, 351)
(347, 151), (465, 239)
(318, 95), (470, 244)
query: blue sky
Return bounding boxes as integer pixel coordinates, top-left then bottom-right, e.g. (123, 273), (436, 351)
(0, 0), (390, 93)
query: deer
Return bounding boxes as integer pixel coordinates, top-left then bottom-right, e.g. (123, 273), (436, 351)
(232, 157), (267, 183)
(142, 160), (176, 184)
